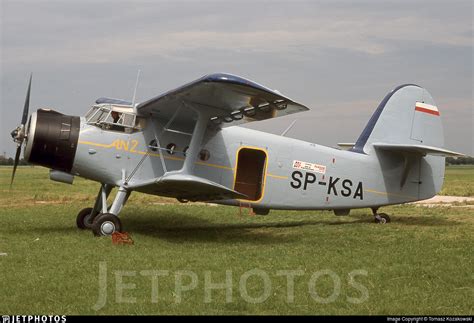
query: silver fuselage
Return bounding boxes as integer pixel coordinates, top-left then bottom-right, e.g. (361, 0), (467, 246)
(72, 120), (444, 210)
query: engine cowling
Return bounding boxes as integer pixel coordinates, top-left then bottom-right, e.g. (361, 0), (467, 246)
(24, 109), (80, 172)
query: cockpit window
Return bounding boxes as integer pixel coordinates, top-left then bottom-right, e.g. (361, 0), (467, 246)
(88, 108), (108, 124)
(85, 105), (143, 132)
(122, 113), (135, 127)
(85, 107), (96, 120)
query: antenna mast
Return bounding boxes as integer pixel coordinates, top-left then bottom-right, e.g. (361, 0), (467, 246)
(131, 69), (141, 112)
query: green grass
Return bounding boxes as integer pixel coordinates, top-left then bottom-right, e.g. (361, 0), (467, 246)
(440, 165), (474, 197)
(0, 166), (473, 315)
(0, 166), (176, 207)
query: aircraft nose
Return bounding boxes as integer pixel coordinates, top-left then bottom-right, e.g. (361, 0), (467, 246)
(24, 109), (81, 172)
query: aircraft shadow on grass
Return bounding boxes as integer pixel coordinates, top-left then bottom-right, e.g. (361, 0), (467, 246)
(7, 209), (460, 244)
(115, 210), (459, 244)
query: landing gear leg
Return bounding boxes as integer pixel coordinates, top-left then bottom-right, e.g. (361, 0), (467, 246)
(372, 207), (391, 224)
(92, 186), (131, 237)
(76, 183), (112, 230)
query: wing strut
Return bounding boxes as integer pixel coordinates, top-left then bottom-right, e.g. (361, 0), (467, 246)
(177, 101), (209, 175)
(129, 100), (248, 201)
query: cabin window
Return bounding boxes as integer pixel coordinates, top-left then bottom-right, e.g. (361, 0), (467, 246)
(166, 143), (177, 155)
(199, 149), (210, 161)
(149, 139), (158, 152)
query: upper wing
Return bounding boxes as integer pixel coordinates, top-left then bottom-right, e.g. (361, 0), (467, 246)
(136, 73), (309, 126)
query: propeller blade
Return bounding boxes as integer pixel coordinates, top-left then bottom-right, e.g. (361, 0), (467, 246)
(21, 73), (32, 125)
(11, 73), (32, 188)
(10, 145), (22, 188)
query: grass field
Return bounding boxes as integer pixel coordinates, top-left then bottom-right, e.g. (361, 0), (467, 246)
(440, 165), (474, 197)
(0, 166), (473, 315)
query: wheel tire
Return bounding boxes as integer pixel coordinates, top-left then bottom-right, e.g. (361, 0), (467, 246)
(76, 207), (97, 230)
(92, 213), (122, 237)
(379, 213), (391, 223)
(375, 213), (391, 224)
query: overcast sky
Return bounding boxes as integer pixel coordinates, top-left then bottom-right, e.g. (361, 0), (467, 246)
(1, 0), (472, 157)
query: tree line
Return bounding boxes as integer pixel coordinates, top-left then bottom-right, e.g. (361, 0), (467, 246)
(0, 157), (29, 165)
(446, 156), (474, 165)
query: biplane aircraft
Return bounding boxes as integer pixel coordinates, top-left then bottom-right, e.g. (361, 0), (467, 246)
(10, 73), (463, 236)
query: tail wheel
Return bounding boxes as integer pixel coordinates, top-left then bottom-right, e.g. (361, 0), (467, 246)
(76, 207), (98, 230)
(375, 213), (391, 224)
(92, 213), (122, 237)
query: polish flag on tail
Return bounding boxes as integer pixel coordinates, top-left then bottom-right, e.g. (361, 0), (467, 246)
(415, 102), (440, 116)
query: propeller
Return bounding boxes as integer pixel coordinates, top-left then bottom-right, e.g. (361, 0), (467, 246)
(10, 73), (32, 188)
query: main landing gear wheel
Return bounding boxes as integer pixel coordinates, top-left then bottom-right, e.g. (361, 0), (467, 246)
(76, 207), (98, 230)
(374, 213), (391, 224)
(92, 213), (122, 237)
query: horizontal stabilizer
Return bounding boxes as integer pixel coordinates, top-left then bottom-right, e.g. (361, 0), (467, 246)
(130, 173), (247, 201)
(373, 143), (465, 157)
(337, 143), (355, 150)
